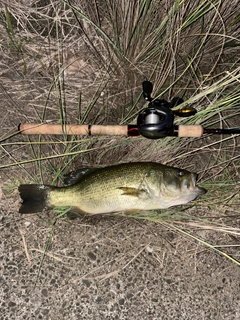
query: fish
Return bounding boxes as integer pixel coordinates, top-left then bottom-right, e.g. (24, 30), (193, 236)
(18, 162), (206, 214)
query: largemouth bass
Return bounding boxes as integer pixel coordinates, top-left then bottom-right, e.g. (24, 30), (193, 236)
(18, 162), (206, 214)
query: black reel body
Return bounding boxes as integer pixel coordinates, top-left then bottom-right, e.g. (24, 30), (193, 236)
(137, 81), (196, 139)
(137, 100), (174, 139)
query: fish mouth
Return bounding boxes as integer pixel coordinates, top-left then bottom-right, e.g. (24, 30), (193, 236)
(191, 173), (196, 188)
(196, 186), (207, 195)
(191, 173), (207, 195)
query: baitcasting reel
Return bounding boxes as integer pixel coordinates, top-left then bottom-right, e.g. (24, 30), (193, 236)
(137, 81), (197, 139)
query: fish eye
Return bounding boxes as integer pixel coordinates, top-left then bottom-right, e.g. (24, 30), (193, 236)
(178, 170), (184, 177)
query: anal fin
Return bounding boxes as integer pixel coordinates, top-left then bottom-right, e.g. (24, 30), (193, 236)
(66, 208), (86, 220)
(123, 208), (141, 215)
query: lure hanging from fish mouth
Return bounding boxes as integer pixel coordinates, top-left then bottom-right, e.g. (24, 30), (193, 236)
(18, 162), (206, 215)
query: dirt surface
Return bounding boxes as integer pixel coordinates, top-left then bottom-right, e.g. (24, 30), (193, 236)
(1, 1), (240, 319)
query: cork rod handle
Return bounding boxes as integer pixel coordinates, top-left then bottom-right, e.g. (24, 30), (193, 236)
(178, 125), (203, 137)
(18, 123), (128, 136)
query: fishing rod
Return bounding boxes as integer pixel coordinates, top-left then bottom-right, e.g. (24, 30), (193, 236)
(18, 81), (240, 139)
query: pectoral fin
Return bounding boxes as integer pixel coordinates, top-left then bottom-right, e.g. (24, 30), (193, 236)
(118, 187), (149, 200)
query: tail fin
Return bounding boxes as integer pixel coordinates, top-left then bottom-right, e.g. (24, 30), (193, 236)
(18, 184), (51, 214)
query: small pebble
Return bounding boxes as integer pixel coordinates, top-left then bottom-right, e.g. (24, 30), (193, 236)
(24, 221), (31, 227)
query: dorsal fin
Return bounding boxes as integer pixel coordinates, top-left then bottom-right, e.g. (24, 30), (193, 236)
(63, 167), (99, 186)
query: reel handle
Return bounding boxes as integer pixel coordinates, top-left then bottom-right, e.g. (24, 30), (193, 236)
(142, 81), (153, 101)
